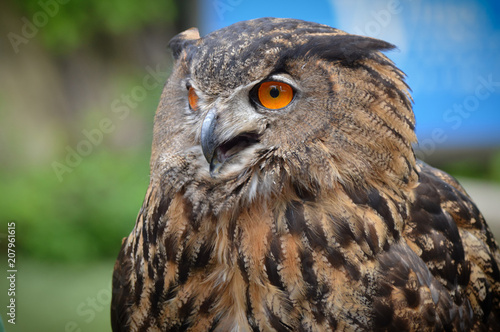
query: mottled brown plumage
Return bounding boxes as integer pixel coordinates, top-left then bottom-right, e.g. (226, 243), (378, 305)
(111, 18), (500, 331)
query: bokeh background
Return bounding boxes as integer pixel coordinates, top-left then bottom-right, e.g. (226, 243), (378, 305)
(0, 0), (499, 330)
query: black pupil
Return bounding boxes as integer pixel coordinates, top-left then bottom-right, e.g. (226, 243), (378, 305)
(270, 87), (280, 98)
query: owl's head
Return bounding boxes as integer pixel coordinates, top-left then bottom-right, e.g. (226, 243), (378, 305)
(151, 18), (417, 213)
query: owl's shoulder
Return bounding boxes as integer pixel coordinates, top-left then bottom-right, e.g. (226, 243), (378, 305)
(400, 160), (500, 327)
(408, 160), (498, 251)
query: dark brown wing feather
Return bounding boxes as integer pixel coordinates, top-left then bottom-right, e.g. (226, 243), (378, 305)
(402, 161), (500, 329)
(111, 238), (134, 332)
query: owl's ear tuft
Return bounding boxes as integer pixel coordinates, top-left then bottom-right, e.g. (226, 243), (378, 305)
(169, 28), (201, 60)
(290, 34), (396, 65)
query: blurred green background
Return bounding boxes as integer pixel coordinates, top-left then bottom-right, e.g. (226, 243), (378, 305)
(0, 0), (196, 330)
(0, 1), (499, 331)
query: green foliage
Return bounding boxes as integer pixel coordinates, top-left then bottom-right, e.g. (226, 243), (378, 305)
(14, 0), (177, 52)
(490, 150), (500, 183)
(439, 150), (500, 184)
(0, 148), (150, 262)
(0, 58), (167, 262)
(0, 29), (168, 261)
(0, 259), (113, 331)
(441, 159), (488, 180)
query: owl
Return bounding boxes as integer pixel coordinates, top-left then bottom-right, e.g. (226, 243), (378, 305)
(111, 18), (500, 331)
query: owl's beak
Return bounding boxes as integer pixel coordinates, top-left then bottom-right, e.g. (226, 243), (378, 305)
(201, 108), (260, 177)
(201, 108), (219, 173)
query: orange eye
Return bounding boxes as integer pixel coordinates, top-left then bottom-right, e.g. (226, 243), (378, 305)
(188, 86), (199, 111)
(257, 81), (294, 109)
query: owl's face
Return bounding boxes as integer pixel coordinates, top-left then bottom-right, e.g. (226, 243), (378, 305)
(151, 18), (417, 210)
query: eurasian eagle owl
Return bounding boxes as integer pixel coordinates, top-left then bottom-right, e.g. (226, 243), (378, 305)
(112, 18), (500, 331)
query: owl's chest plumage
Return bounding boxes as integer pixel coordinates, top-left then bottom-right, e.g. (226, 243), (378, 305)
(113, 164), (500, 331)
(114, 184), (408, 331)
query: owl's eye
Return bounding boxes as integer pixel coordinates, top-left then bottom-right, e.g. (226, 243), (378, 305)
(188, 86), (199, 111)
(257, 81), (294, 109)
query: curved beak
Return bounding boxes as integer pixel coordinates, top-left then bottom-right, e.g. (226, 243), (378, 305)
(200, 107), (261, 177)
(201, 108), (218, 167)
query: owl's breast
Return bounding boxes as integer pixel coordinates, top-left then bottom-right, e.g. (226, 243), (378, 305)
(155, 198), (375, 331)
